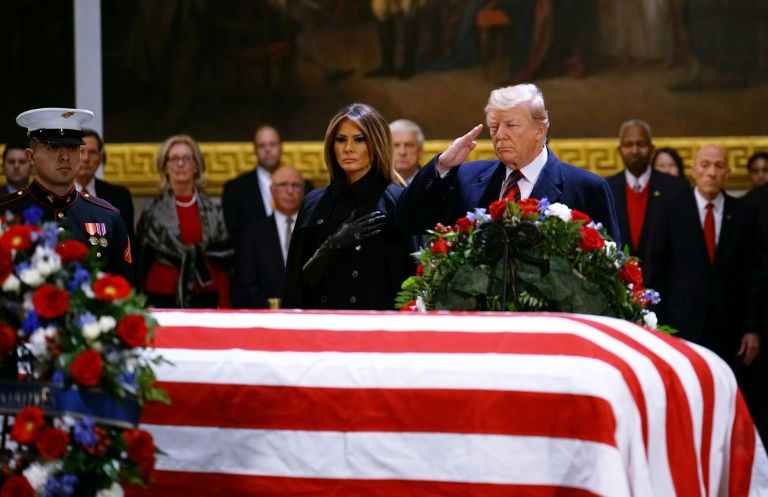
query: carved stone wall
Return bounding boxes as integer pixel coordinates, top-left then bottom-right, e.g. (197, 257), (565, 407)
(93, 137), (768, 195)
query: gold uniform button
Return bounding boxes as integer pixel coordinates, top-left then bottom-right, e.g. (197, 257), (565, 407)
(16, 191), (23, 196)
(96, 252), (102, 258)
(57, 212), (64, 219)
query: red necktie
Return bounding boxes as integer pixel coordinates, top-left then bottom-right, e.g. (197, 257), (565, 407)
(501, 169), (523, 201)
(703, 203), (716, 263)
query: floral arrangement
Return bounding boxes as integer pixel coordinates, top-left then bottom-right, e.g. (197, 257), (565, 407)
(397, 197), (663, 329)
(0, 207), (168, 497)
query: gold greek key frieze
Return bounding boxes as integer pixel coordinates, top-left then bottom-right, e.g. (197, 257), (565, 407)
(96, 137), (768, 196)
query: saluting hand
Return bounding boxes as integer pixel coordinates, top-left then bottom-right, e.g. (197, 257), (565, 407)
(436, 124), (484, 174)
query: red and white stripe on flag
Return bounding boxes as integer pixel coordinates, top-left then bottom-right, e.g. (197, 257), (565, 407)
(127, 311), (768, 497)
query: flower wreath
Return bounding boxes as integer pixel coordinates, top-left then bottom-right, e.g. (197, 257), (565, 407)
(397, 197), (664, 330)
(0, 207), (168, 497)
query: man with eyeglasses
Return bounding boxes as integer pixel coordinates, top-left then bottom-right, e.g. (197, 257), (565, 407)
(233, 166), (305, 308)
(0, 108), (133, 280)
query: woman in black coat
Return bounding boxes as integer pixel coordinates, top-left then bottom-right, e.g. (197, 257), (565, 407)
(283, 103), (414, 310)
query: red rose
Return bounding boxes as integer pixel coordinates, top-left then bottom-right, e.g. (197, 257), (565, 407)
(70, 349), (103, 387)
(488, 199), (507, 221)
(416, 264), (424, 277)
(518, 198), (540, 218)
(455, 216), (475, 234)
(619, 260), (643, 287)
(0, 475), (35, 497)
(571, 209), (592, 224)
(399, 300), (417, 311)
(55, 239), (89, 264)
(10, 407), (44, 445)
(35, 427), (69, 459)
(431, 238), (449, 255)
(0, 246), (12, 283)
(92, 274), (131, 302)
(124, 429), (156, 472)
(579, 226), (605, 251)
(31, 284), (70, 319)
(0, 324), (16, 358)
(0, 225), (38, 252)
(116, 315), (149, 347)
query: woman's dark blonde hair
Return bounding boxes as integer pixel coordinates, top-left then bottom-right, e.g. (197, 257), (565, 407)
(155, 134), (206, 191)
(323, 103), (404, 186)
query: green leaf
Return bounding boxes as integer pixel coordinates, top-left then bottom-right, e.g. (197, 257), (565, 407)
(434, 288), (476, 311)
(448, 265), (489, 296)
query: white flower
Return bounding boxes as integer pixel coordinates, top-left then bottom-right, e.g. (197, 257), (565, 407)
(415, 296), (427, 312)
(82, 322), (103, 341)
(99, 315), (117, 332)
(642, 311), (658, 329)
(81, 282), (95, 298)
(23, 461), (62, 493)
(19, 267), (44, 287)
(602, 240), (617, 257)
(28, 326), (57, 360)
(2, 273), (20, 293)
(545, 202), (572, 222)
(54, 415), (77, 430)
(96, 483), (125, 497)
(31, 245), (62, 277)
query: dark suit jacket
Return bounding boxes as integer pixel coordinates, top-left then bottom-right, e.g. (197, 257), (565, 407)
(607, 169), (690, 262)
(396, 148), (622, 245)
(222, 167), (314, 246)
(232, 215), (286, 308)
(647, 190), (759, 360)
(94, 178), (135, 244)
(222, 169), (268, 246)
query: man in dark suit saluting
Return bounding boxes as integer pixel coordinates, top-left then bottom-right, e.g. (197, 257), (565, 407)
(233, 166), (305, 308)
(396, 83), (621, 244)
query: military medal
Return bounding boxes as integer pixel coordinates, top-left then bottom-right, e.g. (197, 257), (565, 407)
(85, 223), (107, 246)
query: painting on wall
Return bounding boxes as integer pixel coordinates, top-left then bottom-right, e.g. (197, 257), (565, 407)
(2, 0), (768, 143)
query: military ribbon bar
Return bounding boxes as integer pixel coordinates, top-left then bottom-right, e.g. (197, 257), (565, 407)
(84, 222), (107, 236)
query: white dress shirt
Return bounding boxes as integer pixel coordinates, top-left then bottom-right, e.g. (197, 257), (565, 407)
(274, 210), (293, 264)
(75, 178), (98, 196)
(257, 167), (274, 216)
(624, 166), (652, 192)
(501, 146), (548, 200)
(694, 188), (724, 244)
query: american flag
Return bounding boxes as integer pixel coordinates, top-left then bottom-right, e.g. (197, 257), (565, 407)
(129, 310), (768, 497)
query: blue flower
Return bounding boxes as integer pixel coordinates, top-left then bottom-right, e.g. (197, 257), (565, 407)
(45, 473), (78, 497)
(537, 197), (550, 216)
(118, 370), (138, 391)
(22, 206), (44, 225)
(66, 264), (91, 292)
(73, 417), (98, 448)
(41, 222), (60, 248)
(77, 311), (97, 329)
(51, 370), (65, 385)
(21, 310), (41, 337)
(644, 289), (661, 305)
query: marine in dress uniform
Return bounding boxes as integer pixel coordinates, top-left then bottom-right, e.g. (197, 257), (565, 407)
(0, 108), (133, 281)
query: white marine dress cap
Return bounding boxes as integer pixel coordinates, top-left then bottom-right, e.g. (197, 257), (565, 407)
(16, 107), (94, 146)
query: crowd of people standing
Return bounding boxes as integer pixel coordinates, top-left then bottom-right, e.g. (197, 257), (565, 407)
(3, 82), (768, 438)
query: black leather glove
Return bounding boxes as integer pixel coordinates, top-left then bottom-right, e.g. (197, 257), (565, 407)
(302, 211), (387, 286)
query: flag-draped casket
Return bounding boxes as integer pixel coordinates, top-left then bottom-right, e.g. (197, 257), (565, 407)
(129, 310), (768, 497)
